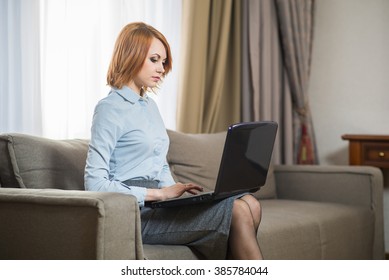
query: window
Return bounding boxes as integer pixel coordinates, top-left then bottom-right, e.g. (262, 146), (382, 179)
(0, 0), (182, 138)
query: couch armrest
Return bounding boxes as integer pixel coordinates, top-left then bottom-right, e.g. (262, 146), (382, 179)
(0, 188), (144, 260)
(274, 165), (383, 207)
(274, 164), (384, 259)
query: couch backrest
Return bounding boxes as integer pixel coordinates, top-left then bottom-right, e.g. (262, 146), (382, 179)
(167, 130), (277, 199)
(0, 132), (277, 199)
(0, 134), (88, 190)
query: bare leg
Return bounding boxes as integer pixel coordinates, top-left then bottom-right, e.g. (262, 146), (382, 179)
(227, 195), (263, 260)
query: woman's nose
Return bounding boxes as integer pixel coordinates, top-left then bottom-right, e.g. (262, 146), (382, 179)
(157, 63), (165, 73)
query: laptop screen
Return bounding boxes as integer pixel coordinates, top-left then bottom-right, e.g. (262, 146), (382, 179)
(214, 121), (278, 195)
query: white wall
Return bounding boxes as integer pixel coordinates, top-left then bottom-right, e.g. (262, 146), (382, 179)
(309, 0), (389, 254)
(310, 0), (389, 165)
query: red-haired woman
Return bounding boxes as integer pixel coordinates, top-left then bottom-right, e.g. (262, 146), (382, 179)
(85, 22), (263, 260)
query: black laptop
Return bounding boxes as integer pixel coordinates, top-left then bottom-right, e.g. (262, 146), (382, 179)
(147, 121), (278, 208)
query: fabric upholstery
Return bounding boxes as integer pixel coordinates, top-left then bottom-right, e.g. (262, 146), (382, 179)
(0, 133), (385, 260)
(0, 188), (143, 260)
(140, 199), (376, 260)
(0, 134), (88, 190)
(0, 131), (277, 197)
(259, 199), (374, 259)
(167, 129), (277, 199)
(143, 244), (199, 260)
(274, 164), (385, 260)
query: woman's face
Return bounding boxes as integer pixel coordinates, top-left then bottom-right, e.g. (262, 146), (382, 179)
(129, 38), (167, 95)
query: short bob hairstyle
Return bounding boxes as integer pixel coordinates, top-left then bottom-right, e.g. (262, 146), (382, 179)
(107, 22), (172, 89)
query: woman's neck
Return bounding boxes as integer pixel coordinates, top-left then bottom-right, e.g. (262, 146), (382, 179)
(127, 81), (143, 96)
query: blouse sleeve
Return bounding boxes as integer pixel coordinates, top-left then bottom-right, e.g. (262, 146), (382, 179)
(158, 157), (176, 187)
(84, 101), (147, 207)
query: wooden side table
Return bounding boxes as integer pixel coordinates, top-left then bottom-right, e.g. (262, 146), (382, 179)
(341, 134), (389, 168)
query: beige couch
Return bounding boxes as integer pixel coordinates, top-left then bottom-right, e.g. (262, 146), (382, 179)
(0, 131), (385, 260)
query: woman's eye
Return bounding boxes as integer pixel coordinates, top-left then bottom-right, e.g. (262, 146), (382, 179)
(150, 58), (158, 63)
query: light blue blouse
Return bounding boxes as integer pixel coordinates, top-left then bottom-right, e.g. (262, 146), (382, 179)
(84, 86), (176, 207)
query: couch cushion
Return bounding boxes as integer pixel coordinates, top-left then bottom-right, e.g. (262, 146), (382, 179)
(143, 244), (199, 260)
(0, 134), (88, 190)
(167, 130), (276, 199)
(258, 199), (374, 259)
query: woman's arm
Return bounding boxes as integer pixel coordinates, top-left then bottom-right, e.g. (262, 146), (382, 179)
(84, 101), (148, 206)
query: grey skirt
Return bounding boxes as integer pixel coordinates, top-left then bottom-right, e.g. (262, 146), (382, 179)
(140, 195), (240, 260)
(123, 179), (243, 259)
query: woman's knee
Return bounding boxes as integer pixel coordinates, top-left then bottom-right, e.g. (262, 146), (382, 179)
(239, 195), (262, 228)
(231, 197), (259, 227)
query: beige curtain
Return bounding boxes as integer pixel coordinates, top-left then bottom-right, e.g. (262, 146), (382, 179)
(275, 0), (318, 164)
(242, 0), (294, 164)
(177, 0), (241, 133)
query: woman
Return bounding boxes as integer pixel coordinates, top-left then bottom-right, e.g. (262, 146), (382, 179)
(85, 22), (263, 260)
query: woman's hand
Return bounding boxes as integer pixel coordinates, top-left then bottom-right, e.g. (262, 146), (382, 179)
(146, 183), (203, 202)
